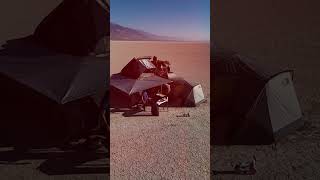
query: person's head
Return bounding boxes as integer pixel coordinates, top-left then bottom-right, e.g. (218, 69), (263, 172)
(153, 56), (158, 61)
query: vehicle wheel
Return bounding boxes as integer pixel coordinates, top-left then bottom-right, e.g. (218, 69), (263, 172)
(151, 103), (159, 116)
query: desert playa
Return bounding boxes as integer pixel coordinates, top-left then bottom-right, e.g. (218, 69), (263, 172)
(110, 41), (210, 179)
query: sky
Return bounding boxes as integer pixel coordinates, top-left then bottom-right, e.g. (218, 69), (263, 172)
(110, 0), (210, 41)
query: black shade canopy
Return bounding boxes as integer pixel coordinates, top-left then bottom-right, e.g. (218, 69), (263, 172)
(110, 73), (172, 95)
(0, 51), (108, 104)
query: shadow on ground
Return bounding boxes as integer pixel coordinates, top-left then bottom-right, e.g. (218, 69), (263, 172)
(212, 170), (247, 175)
(0, 148), (109, 175)
(110, 108), (154, 117)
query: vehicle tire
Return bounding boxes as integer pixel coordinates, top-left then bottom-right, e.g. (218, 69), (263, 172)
(151, 103), (159, 116)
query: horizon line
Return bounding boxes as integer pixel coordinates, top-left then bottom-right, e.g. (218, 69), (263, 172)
(110, 22), (209, 42)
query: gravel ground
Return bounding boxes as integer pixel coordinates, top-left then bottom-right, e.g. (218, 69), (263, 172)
(110, 103), (210, 179)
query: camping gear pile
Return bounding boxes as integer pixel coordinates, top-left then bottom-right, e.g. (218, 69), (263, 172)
(110, 56), (206, 115)
(0, 0), (109, 150)
(212, 48), (303, 145)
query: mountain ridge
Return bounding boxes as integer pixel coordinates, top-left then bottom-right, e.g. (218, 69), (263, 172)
(110, 22), (181, 41)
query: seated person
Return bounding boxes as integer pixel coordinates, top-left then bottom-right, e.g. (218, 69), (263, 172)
(130, 92), (143, 109)
(155, 65), (169, 78)
(162, 83), (171, 95)
(141, 90), (149, 110)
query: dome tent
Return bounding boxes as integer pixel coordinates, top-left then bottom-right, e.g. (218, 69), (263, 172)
(212, 48), (302, 145)
(167, 76), (205, 107)
(185, 83), (205, 107)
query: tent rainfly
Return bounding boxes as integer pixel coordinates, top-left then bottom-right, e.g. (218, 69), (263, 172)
(185, 83), (205, 107)
(167, 77), (206, 107)
(212, 49), (303, 145)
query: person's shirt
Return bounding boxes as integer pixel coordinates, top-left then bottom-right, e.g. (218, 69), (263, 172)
(142, 91), (149, 103)
(163, 84), (171, 95)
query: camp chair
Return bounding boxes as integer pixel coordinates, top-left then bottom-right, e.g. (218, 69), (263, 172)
(156, 93), (169, 111)
(133, 93), (166, 116)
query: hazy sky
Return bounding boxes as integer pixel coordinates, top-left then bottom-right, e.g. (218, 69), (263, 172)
(111, 0), (210, 41)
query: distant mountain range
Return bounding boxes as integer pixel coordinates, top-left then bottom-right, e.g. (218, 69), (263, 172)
(110, 22), (181, 41)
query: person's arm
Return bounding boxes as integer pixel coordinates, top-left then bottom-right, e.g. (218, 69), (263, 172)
(101, 109), (109, 131)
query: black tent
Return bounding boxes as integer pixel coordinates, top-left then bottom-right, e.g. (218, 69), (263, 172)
(33, 0), (109, 56)
(167, 76), (205, 107)
(0, 0), (109, 147)
(212, 49), (302, 145)
(120, 56), (156, 79)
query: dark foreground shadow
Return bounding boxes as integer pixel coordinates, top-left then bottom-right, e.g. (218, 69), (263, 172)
(212, 170), (239, 175)
(213, 170), (256, 176)
(123, 111), (154, 117)
(111, 108), (154, 117)
(0, 148), (109, 175)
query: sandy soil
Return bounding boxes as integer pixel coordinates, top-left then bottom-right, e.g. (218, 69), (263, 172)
(110, 41), (210, 179)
